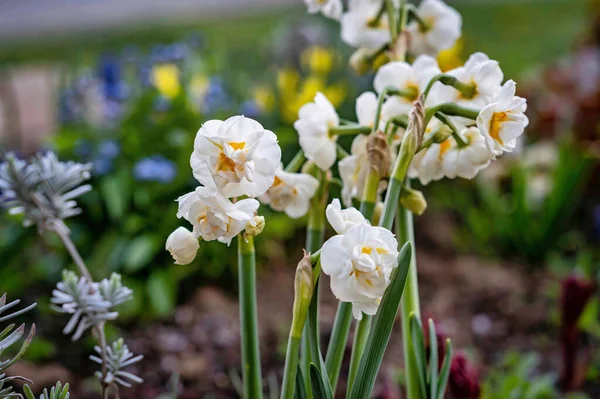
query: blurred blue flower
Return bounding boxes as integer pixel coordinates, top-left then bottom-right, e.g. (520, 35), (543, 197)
(74, 139), (92, 158)
(133, 155), (176, 183)
(239, 100), (262, 119)
(98, 140), (120, 159)
(93, 157), (113, 176)
(204, 77), (230, 115)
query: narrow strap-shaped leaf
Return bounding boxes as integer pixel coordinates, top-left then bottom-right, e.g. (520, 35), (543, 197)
(0, 325), (35, 372)
(309, 363), (333, 399)
(23, 384), (35, 399)
(0, 324), (14, 341)
(410, 315), (427, 397)
(348, 243), (412, 399)
(295, 365), (307, 399)
(0, 324), (25, 354)
(60, 383), (70, 399)
(436, 340), (452, 399)
(428, 319), (438, 399)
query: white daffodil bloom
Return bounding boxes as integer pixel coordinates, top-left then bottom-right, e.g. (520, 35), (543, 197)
(408, 118), (453, 185)
(259, 164), (319, 218)
(341, 0), (391, 50)
(375, 56), (451, 118)
(325, 199), (368, 235)
(442, 127), (494, 180)
(356, 91), (380, 130)
(166, 227), (200, 265)
(320, 222), (399, 320)
(351, 297), (381, 320)
(338, 134), (369, 206)
(476, 80), (528, 155)
(191, 116), (281, 198)
(407, 0), (462, 56)
(304, 0), (342, 20)
(448, 53), (504, 107)
(294, 92), (340, 171)
(177, 187), (259, 245)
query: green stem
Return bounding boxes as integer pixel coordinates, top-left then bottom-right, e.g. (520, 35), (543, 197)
(337, 144), (350, 160)
(347, 316), (372, 396)
(385, 0), (398, 39)
(397, 196), (422, 399)
(329, 125), (372, 137)
(435, 112), (468, 147)
(422, 74), (476, 102)
(425, 103), (480, 126)
(374, 87), (413, 132)
(285, 150), (306, 173)
(281, 337), (302, 399)
(238, 235), (263, 399)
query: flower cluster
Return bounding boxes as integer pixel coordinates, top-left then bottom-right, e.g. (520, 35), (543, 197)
(320, 199), (399, 319)
(169, 115), (320, 263)
(90, 338), (144, 388)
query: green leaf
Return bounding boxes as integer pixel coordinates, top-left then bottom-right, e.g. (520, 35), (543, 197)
(23, 384), (35, 399)
(146, 269), (176, 317)
(123, 235), (158, 273)
(309, 363), (333, 399)
(348, 242), (412, 399)
(428, 319), (438, 399)
(410, 315), (427, 397)
(295, 365), (307, 399)
(437, 340), (452, 399)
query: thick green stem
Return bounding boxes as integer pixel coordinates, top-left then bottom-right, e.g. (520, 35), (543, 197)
(347, 316), (372, 396)
(425, 103), (480, 126)
(281, 336), (301, 399)
(435, 112), (468, 147)
(397, 199), (422, 399)
(238, 235), (263, 399)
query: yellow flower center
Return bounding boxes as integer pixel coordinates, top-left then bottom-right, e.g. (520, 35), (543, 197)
(361, 246), (373, 255)
(229, 141), (246, 150)
(438, 139), (452, 160)
(489, 112), (509, 145)
(216, 153), (236, 173)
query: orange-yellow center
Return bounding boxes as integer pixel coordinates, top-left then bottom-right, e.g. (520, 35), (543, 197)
(216, 152), (236, 172)
(489, 112), (509, 145)
(228, 141), (246, 150)
(438, 139), (452, 160)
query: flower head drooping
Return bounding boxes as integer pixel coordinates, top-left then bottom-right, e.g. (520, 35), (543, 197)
(320, 221), (399, 320)
(166, 227), (200, 265)
(407, 0), (462, 57)
(447, 52), (504, 107)
(442, 127), (494, 180)
(177, 187), (259, 245)
(326, 199), (368, 235)
(259, 164), (319, 218)
(304, 0), (342, 20)
(341, 0), (391, 50)
(294, 92), (340, 171)
(191, 116), (281, 198)
(476, 80), (528, 155)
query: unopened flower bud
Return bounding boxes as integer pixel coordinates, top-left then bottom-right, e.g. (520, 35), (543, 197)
(166, 227), (199, 265)
(449, 352), (480, 399)
(392, 99), (425, 181)
(291, 251), (314, 338)
(372, 202), (384, 226)
(349, 49), (372, 76)
(400, 187), (428, 215)
(367, 131), (391, 179)
(432, 125), (452, 144)
(245, 215), (265, 237)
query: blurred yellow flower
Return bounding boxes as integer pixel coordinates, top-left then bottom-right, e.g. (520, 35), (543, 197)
(277, 68), (300, 96)
(152, 64), (181, 99)
(437, 39), (464, 72)
(301, 46), (335, 75)
(253, 85), (276, 112)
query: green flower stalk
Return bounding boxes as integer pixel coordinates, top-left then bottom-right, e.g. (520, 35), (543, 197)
(238, 234), (264, 399)
(281, 252), (314, 399)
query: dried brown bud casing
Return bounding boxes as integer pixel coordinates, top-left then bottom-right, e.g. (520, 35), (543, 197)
(367, 131), (391, 179)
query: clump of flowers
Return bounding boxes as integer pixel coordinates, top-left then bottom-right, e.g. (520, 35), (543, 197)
(166, 1), (529, 398)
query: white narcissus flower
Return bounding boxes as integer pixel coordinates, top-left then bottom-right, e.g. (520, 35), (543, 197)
(442, 127), (494, 180)
(356, 91), (380, 130)
(177, 187), (259, 245)
(375, 56), (451, 118)
(326, 199), (367, 235)
(320, 222), (399, 320)
(166, 227), (199, 265)
(294, 92), (340, 171)
(259, 164), (319, 218)
(407, 0), (462, 56)
(191, 116), (281, 198)
(476, 80), (528, 155)
(304, 0), (342, 20)
(341, 0), (391, 50)
(408, 118), (453, 185)
(448, 52), (503, 107)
